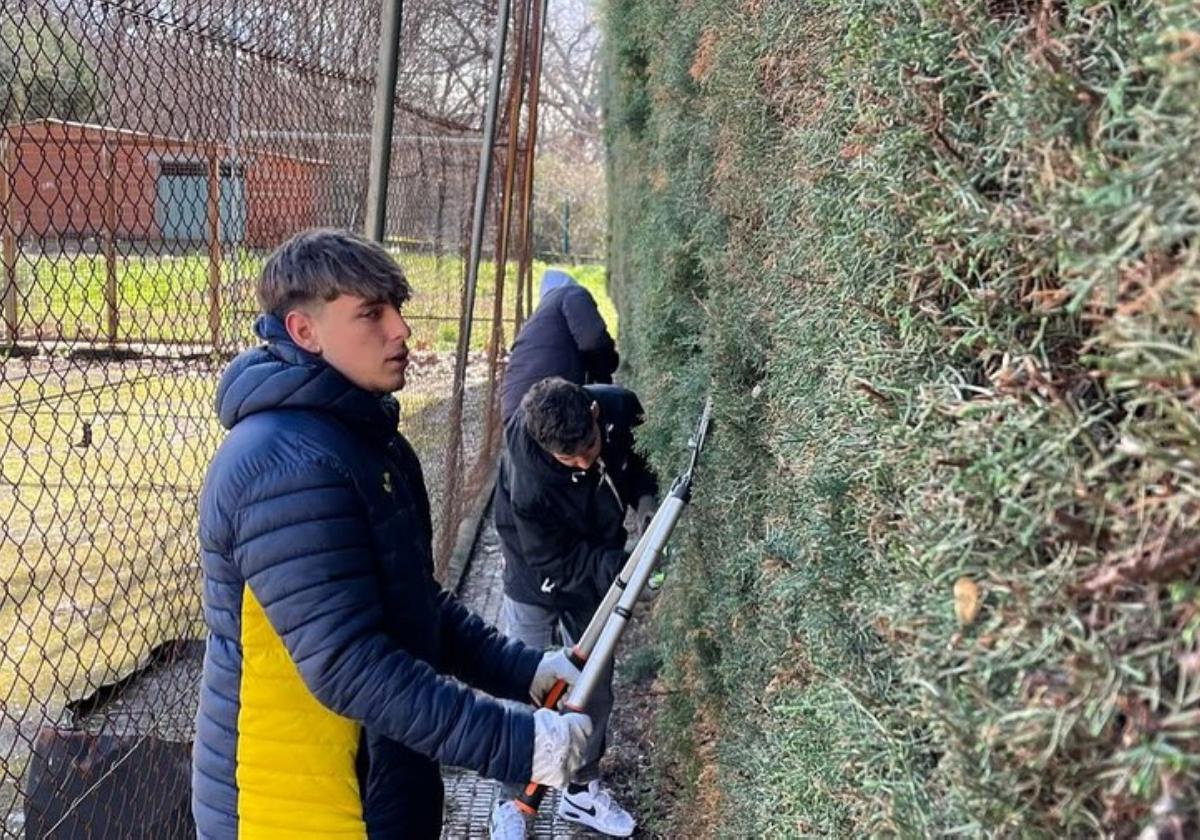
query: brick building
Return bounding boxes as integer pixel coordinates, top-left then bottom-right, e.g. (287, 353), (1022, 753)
(2, 119), (327, 249)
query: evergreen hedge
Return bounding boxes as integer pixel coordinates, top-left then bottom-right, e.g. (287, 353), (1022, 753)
(603, 0), (1200, 834)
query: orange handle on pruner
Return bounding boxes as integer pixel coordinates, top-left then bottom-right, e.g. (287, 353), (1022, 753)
(516, 646), (587, 815)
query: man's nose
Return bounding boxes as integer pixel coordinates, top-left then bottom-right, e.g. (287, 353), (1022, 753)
(385, 306), (411, 342)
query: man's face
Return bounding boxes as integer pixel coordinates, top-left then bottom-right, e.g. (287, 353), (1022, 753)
(551, 403), (602, 470)
(285, 294), (412, 394)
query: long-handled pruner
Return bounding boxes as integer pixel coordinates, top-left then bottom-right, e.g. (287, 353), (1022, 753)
(516, 395), (713, 815)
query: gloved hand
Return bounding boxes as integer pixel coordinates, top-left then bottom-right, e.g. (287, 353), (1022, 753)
(530, 708), (593, 789)
(634, 494), (657, 540)
(529, 647), (583, 706)
(637, 573), (662, 604)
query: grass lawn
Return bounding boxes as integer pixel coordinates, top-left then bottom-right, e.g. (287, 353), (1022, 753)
(9, 248), (612, 350)
(0, 365), (215, 721)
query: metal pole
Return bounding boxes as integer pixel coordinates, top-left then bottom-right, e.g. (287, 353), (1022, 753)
(2, 134), (20, 345)
(101, 137), (119, 345)
(434, 0), (514, 574)
(568, 496), (686, 704)
(227, 0), (246, 299)
(514, 0), (548, 331)
(515, 494), (687, 816)
(453, 0), (512, 385)
(481, 0), (533, 457)
(207, 148), (223, 352)
(365, 0), (404, 242)
(562, 196), (570, 257)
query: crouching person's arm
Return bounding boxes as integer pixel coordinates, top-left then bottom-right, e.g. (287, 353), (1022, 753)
(561, 286), (618, 385)
(233, 461), (534, 784)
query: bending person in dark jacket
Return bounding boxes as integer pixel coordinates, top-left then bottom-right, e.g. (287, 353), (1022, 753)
(499, 268), (618, 424)
(192, 229), (592, 840)
(490, 378), (658, 839)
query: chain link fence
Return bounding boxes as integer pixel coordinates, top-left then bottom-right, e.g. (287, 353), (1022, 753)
(0, 0), (538, 834)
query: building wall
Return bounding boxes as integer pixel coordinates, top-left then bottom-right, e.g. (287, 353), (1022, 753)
(4, 121), (322, 248)
(245, 153), (320, 247)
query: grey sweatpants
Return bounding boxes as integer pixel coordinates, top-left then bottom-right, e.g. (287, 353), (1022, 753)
(499, 596), (614, 794)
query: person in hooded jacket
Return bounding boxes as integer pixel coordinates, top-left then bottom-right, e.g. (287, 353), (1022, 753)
(191, 229), (593, 840)
(499, 268), (618, 424)
(488, 378), (658, 839)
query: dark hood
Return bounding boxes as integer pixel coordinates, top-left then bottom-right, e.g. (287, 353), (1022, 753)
(502, 384), (643, 494)
(215, 314), (399, 443)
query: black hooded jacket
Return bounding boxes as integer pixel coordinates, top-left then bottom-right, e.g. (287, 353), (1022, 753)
(493, 386), (658, 626)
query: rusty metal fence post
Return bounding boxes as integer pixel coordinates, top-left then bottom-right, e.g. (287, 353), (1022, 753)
(480, 0), (534, 459)
(1, 133), (17, 344)
(101, 136), (119, 345)
(514, 0), (549, 334)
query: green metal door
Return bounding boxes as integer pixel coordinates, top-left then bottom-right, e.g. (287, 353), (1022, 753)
(155, 160), (246, 243)
(155, 160), (207, 242)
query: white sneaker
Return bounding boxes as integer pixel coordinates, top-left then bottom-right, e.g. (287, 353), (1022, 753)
(557, 780), (636, 837)
(489, 801), (529, 840)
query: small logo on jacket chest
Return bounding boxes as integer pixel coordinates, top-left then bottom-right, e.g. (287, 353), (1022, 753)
(382, 471), (393, 494)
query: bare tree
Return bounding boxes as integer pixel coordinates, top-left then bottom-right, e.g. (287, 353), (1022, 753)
(538, 0), (601, 162)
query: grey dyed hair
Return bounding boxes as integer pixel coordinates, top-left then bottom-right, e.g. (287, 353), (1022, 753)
(257, 228), (411, 318)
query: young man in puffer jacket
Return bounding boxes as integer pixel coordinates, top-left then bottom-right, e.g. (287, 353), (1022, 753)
(192, 229), (591, 839)
(489, 378), (658, 839)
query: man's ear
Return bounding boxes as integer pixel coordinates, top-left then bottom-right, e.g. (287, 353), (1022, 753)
(284, 308), (321, 354)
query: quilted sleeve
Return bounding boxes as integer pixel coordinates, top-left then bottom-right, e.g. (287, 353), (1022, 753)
(233, 459), (536, 783)
(433, 587), (542, 702)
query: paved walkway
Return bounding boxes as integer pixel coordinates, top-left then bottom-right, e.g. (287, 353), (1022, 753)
(440, 516), (594, 839)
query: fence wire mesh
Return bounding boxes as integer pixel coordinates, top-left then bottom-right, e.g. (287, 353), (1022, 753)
(0, 0), (533, 834)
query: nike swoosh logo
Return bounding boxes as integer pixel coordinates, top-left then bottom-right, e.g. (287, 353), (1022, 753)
(541, 578), (557, 594)
(565, 800), (597, 818)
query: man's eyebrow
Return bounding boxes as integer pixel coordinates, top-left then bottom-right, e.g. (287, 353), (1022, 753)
(357, 296), (388, 310)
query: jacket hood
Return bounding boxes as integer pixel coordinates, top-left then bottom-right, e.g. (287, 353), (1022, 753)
(538, 268), (576, 302)
(215, 314), (399, 441)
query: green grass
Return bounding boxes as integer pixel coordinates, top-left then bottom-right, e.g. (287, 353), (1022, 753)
(8, 248), (609, 351)
(0, 360), (469, 718)
(0, 369), (214, 718)
(15, 252), (264, 346)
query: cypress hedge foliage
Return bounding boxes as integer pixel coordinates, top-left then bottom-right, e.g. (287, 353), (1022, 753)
(602, 0), (1200, 835)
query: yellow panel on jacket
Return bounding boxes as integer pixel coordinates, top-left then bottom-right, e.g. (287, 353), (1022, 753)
(236, 586), (366, 839)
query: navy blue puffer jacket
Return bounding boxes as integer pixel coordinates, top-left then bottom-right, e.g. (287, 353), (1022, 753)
(192, 316), (540, 840)
(499, 272), (618, 423)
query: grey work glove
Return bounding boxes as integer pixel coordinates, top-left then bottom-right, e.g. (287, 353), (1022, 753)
(530, 708), (593, 789)
(634, 494), (657, 540)
(530, 647), (583, 706)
